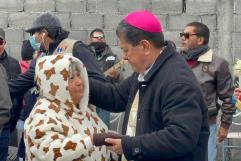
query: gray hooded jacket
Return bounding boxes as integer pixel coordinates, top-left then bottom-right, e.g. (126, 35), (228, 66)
(0, 64), (11, 133)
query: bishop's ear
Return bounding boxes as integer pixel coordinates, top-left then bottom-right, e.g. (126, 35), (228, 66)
(139, 40), (151, 55)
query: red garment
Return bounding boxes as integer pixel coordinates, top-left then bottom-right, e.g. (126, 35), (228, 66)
(187, 60), (197, 68)
(19, 59), (30, 74)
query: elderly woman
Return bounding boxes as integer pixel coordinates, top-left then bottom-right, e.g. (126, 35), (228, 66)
(24, 54), (117, 161)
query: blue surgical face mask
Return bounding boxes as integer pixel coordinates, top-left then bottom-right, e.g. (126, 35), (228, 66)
(29, 34), (41, 51)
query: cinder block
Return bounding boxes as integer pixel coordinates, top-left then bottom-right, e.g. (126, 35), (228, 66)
(186, 0), (217, 14)
(23, 32), (31, 40)
(110, 45), (122, 59)
(0, 12), (9, 28)
(200, 14), (217, 31)
(164, 31), (182, 48)
(0, 0), (23, 12)
(71, 13), (103, 30)
(9, 12), (38, 28)
(209, 32), (217, 49)
(118, 0), (150, 14)
(232, 32), (241, 48)
(104, 14), (123, 30)
(87, 0), (97, 13)
(56, 0), (85, 13)
(97, 0), (118, 13)
(5, 28), (23, 44)
(156, 15), (167, 31)
(102, 31), (118, 46)
(8, 44), (22, 60)
(232, 48), (241, 60)
(234, 0), (241, 14)
(234, 14), (241, 32)
(56, 13), (71, 29)
(68, 30), (88, 43)
(152, 0), (183, 14)
(168, 14), (201, 30)
(24, 0), (55, 12)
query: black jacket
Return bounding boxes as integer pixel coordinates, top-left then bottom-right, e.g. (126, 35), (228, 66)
(88, 45), (123, 83)
(9, 40), (106, 98)
(89, 42), (209, 161)
(0, 51), (21, 81)
(0, 51), (21, 132)
(0, 64), (11, 133)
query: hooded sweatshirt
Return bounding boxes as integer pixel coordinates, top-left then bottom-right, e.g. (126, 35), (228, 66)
(24, 54), (117, 161)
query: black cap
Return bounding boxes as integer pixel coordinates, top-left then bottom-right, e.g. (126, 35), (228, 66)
(21, 40), (35, 61)
(25, 12), (62, 33)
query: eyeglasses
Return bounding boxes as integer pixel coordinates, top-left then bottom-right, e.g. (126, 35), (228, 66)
(0, 39), (5, 45)
(180, 32), (199, 39)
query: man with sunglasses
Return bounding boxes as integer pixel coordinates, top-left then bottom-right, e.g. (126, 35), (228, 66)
(0, 64), (11, 134)
(8, 12), (106, 103)
(0, 27), (21, 161)
(89, 28), (122, 82)
(88, 28), (124, 128)
(0, 28), (21, 82)
(180, 22), (236, 161)
(0, 64), (11, 161)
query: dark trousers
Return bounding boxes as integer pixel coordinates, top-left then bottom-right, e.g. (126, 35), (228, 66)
(96, 107), (110, 127)
(0, 123), (10, 161)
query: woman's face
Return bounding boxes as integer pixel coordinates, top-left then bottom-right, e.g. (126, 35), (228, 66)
(68, 70), (85, 105)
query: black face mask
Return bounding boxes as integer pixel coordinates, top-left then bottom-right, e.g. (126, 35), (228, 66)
(89, 42), (107, 56)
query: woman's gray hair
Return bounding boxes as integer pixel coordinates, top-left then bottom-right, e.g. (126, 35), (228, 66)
(69, 61), (81, 79)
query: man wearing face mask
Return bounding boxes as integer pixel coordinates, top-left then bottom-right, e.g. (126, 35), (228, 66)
(8, 13), (106, 112)
(88, 29), (124, 128)
(88, 28), (123, 82)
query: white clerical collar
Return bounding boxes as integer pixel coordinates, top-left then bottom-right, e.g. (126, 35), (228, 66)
(137, 47), (165, 82)
(138, 64), (153, 82)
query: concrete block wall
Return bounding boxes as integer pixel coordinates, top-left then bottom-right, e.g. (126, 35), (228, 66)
(0, 0), (237, 70)
(233, 0), (241, 60)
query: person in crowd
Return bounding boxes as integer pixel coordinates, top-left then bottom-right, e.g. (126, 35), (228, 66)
(8, 12), (106, 105)
(0, 28), (21, 81)
(0, 27), (21, 161)
(24, 54), (117, 161)
(0, 64), (11, 136)
(88, 10), (209, 161)
(16, 40), (39, 161)
(88, 28), (123, 127)
(233, 87), (241, 110)
(88, 28), (123, 82)
(180, 22), (236, 161)
(19, 40), (38, 74)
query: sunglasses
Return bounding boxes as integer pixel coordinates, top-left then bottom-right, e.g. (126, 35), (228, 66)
(91, 33), (105, 39)
(0, 39), (5, 45)
(91, 35), (104, 39)
(180, 32), (199, 39)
